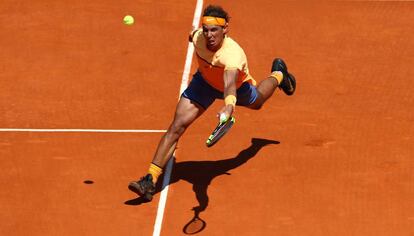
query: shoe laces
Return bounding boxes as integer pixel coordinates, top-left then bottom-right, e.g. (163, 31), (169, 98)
(140, 174), (155, 191)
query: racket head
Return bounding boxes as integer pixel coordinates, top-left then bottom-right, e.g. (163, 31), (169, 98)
(206, 116), (235, 147)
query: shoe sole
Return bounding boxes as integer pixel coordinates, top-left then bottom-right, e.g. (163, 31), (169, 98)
(284, 73), (296, 96)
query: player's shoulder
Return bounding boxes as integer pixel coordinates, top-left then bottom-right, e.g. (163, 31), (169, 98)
(225, 36), (240, 46)
(222, 36), (245, 56)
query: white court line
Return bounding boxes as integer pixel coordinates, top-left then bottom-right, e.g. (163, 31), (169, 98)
(0, 128), (166, 133)
(152, 0), (203, 236)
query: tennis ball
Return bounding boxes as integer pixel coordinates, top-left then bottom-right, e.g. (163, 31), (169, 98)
(123, 15), (134, 25)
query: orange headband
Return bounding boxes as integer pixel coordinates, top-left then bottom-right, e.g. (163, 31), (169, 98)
(202, 16), (226, 26)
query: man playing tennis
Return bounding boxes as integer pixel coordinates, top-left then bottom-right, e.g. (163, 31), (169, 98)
(128, 5), (296, 201)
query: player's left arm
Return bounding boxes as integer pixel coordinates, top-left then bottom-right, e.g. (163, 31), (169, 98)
(188, 28), (199, 42)
(218, 69), (238, 120)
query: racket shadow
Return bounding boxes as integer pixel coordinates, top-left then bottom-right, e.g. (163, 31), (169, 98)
(173, 138), (279, 208)
(177, 138), (279, 234)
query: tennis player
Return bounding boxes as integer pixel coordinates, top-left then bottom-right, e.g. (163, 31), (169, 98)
(128, 5), (296, 201)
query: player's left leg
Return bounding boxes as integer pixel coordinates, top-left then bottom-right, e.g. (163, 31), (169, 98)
(248, 75), (279, 110)
(247, 58), (296, 110)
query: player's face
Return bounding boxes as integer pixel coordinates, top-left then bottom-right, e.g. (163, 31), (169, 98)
(202, 24), (228, 51)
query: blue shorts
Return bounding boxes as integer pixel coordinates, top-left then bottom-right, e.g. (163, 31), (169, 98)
(181, 71), (258, 109)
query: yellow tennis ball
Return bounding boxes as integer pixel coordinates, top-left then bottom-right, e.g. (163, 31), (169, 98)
(123, 15), (134, 25)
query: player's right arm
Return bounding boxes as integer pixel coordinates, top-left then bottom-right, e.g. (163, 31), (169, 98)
(217, 69), (238, 120)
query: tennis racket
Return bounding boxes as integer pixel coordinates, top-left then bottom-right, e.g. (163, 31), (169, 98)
(206, 116), (235, 147)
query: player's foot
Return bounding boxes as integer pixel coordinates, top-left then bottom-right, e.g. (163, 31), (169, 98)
(128, 174), (155, 201)
(271, 58), (296, 96)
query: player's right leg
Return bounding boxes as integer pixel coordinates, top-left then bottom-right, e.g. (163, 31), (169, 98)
(128, 97), (204, 201)
(152, 97), (205, 168)
(128, 72), (218, 201)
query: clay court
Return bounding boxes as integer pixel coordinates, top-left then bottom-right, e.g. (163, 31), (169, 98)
(1, 0), (413, 235)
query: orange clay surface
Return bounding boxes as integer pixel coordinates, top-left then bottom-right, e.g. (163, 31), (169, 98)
(1, 1), (413, 235)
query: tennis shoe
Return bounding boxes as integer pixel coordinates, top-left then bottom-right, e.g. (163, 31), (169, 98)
(128, 174), (155, 201)
(271, 58), (296, 96)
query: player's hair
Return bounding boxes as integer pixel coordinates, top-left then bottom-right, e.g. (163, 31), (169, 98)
(203, 5), (230, 23)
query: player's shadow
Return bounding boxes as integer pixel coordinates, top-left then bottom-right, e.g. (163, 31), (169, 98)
(125, 138), (279, 213)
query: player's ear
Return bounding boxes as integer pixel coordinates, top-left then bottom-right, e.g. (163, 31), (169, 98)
(223, 23), (229, 34)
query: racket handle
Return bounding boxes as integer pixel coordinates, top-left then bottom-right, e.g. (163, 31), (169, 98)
(219, 113), (228, 123)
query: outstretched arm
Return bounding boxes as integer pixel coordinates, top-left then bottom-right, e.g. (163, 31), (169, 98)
(218, 69), (238, 120)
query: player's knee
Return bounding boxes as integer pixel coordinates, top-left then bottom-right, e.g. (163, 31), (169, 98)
(169, 118), (190, 136)
(248, 102), (263, 110)
(253, 104), (263, 110)
(169, 122), (185, 136)
(247, 94), (265, 110)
